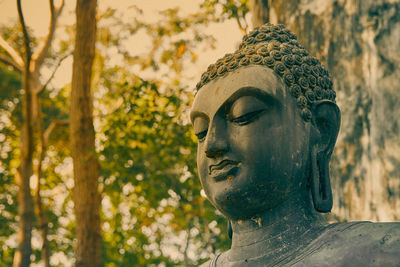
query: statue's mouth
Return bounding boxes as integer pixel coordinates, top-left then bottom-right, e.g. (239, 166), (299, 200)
(209, 160), (240, 181)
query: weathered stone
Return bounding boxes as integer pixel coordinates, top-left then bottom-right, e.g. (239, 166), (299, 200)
(251, 0), (400, 223)
(191, 23), (400, 266)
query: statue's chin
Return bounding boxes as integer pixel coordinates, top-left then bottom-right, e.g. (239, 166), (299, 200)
(212, 188), (285, 221)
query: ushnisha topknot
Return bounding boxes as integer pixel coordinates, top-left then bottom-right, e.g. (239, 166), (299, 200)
(195, 23), (336, 122)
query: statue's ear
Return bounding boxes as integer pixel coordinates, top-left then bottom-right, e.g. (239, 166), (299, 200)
(310, 101), (341, 156)
(309, 101), (340, 213)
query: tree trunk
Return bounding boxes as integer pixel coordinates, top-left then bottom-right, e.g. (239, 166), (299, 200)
(249, 0), (400, 221)
(2, 1), (65, 266)
(249, 0), (270, 28)
(13, 74), (34, 267)
(34, 93), (50, 267)
(70, 0), (102, 266)
(13, 1), (34, 266)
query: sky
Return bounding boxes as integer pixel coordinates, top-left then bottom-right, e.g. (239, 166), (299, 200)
(0, 0), (243, 89)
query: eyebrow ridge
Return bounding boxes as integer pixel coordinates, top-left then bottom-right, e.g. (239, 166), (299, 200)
(223, 86), (281, 111)
(190, 85), (282, 123)
(190, 111), (209, 124)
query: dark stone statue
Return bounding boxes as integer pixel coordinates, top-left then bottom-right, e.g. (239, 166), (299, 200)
(190, 23), (400, 266)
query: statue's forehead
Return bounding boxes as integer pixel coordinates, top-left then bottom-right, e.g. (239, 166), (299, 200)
(190, 66), (285, 122)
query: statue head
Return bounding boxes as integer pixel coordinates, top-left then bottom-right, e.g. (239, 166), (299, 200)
(190, 23), (340, 221)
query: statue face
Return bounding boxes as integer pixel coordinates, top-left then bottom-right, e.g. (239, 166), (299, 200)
(191, 65), (311, 220)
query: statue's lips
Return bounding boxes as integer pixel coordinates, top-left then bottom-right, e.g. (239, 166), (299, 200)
(209, 160), (240, 181)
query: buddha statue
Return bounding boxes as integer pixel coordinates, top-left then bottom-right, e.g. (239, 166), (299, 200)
(190, 23), (400, 266)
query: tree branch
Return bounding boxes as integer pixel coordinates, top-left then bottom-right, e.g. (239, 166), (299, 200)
(0, 35), (24, 68)
(0, 54), (23, 72)
(183, 224), (191, 266)
(235, 16), (248, 36)
(33, 95), (50, 267)
(35, 52), (71, 94)
(43, 119), (69, 146)
(249, 0), (270, 27)
(17, 0), (31, 67)
(33, 0), (65, 71)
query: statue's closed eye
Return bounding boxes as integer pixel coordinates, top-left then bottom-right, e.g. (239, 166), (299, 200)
(229, 109), (266, 125)
(228, 96), (268, 125)
(193, 96), (270, 142)
(195, 130), (208, 142)
(193, 117), (209, 142)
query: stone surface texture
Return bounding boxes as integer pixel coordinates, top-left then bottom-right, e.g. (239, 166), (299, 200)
(252, 0), (400, 221)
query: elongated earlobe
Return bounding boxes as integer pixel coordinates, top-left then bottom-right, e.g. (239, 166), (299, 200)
(310, 146), (332, 212)
(228, 220), (232, 239)
(309, 100), (340, 213)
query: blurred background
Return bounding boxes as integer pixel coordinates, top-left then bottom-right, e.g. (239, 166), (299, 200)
(0, 0), (399, 266)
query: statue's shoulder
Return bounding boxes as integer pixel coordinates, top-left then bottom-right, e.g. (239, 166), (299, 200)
(291, 221), (400, 266)
(199, 222), (400, 266)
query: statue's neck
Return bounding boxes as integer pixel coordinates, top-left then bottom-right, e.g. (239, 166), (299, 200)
(228, 193), (327, 265)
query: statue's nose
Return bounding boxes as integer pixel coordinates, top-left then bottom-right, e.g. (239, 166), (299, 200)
(205, 117), (229, 158)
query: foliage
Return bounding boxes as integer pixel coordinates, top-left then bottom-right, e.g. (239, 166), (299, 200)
(0, 62), (21, 266)
(201, 0), (250, 33)
(97, 67), (230, 265)
(202, 0), (249, 20)
(0, 20), (71, 264)
(96, 5), (218, 77)
(0, 59), (72, 265)
(0, 1), (242, 266)
(93, 7), (234, 264)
